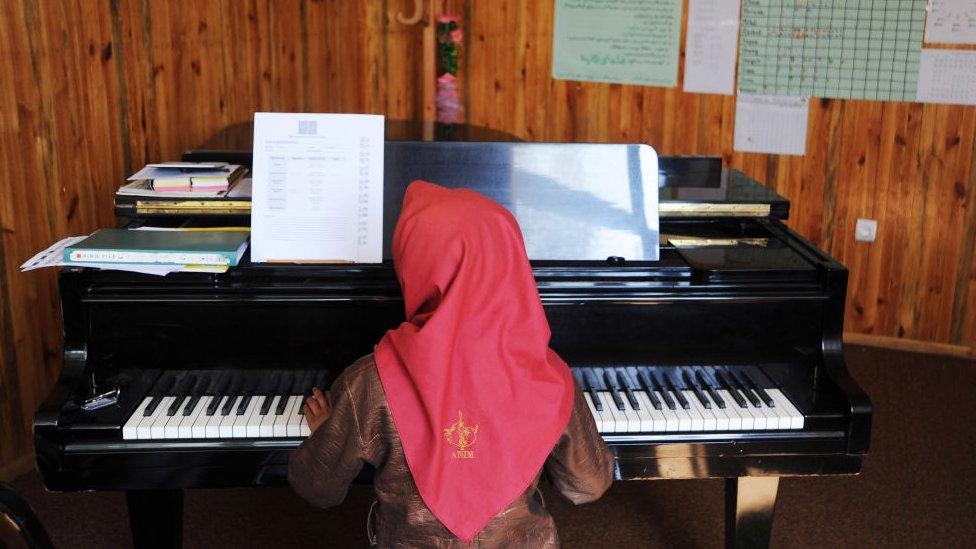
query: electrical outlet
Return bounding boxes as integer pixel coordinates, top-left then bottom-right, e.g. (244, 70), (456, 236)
(855, 218), (877, 242)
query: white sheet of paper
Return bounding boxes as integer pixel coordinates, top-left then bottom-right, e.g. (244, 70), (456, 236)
(251, 113), (384, 263)
(683, 0), (742, 95)
(733, 94), (810, 156)
(925, 0), (976, 44)
(916, 48), (976, 105)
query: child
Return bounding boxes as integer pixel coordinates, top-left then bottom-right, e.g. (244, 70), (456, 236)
(289, 181), (614, 547)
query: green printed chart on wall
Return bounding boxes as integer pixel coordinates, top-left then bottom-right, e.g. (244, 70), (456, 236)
(552, 0), (683, 87)
(738, 0), (926, 101)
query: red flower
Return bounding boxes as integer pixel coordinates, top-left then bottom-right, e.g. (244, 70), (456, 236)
(437, 14), (460, 24)
(449, 29), (463, 44)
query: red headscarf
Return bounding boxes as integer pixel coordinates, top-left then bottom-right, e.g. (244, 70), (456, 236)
(374, 180), (575, 541)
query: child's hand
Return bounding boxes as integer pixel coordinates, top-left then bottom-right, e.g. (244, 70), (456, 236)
(304, 387), (332, 434)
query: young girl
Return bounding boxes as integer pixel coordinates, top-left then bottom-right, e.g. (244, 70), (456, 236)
(289, 181), (614, 547)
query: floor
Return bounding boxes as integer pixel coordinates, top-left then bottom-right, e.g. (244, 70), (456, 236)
(9, 345), (976, 548)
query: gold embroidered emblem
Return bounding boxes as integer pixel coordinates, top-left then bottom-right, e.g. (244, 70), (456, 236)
(443, 411), (478, 459)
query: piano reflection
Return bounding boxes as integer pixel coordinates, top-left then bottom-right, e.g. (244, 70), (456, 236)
(35, 143), (872, 549)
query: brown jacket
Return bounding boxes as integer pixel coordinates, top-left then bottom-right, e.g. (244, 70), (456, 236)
(288, 355), (614, 548)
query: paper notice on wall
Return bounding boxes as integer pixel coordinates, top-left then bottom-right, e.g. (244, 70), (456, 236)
(683, 0), (742, 95)
(552, 0), (683, 87)
(925, 0), (976, 44)
(916, 49), (976, 105)
(733, 94), (810, 156)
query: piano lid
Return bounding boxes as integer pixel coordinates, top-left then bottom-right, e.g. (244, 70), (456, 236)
(382, 142), (660, 262)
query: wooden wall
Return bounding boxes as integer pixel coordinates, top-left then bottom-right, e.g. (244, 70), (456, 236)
(1, 0), (974, 475)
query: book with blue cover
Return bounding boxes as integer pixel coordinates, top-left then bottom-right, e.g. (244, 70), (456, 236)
(64, 229), (249, 267)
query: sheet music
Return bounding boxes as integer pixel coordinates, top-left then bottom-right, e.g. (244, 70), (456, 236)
(683, 0), (742, 95)
(251, 113), (384, 263)
(733, 94), (810, 156)
(916, 49), (976, 105)
(925, 0), (976, 44)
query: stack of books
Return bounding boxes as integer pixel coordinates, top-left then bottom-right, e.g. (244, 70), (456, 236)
(121, 162), (246, 195)
(64, 229), (249, 267)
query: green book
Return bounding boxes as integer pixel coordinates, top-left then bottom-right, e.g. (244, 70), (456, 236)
(64, 229), (249, 267)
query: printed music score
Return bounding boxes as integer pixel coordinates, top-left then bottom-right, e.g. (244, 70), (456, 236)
(251, 113), (384, 264)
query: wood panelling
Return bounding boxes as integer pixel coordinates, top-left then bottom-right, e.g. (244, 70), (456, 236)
(1, 0), (974, 474)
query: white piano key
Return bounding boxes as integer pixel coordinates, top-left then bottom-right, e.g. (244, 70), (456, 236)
(738, 401), (759, 430)
(634, 391), (656, 432)
(750, 402), (768, 430)
(259, 396), (280, 437)
(234, 398), (261, 438)
(583, 393), (604, 433)
(245, 396), (270, 438)
(178, 399), (205, 439)
(136, 399), (164, 440)
(762, 395), (790, 430)
(123, 398), (153, 440)
(206, 396), (227, 438)
(149, 397), (176, 439)
(299, 409), (311, 437)
(218, 396), (242, 438)
(190, 397), (213, 438)
(617, 392), (641, 432)
(712, 400), (731, 431)
(286, 397), (304, 437)
(656, 392), (681, 431)
(769, 389), (805, 429)
(671, 398), (694, 432)
(718, 391), (744, 430)
(273, 397), (295, 437)
(597, 392), (619, 433)
(681, 391), (707, 431)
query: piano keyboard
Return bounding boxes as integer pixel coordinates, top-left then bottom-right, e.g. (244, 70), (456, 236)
(121, 366), (803, 441)
(572, 366), (804, 434)
(122, 369), (329, 440)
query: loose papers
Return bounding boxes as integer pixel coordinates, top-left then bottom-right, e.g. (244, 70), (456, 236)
(916, 48), (976, 106)
(734, 94), (810, 156)
(251, 113), (384, 263)
(684, 0), (742, 95)
(552, 0), (683, 87)
(925, 0), (976, 44)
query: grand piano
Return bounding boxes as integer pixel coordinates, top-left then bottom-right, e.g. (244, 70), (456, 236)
(35, 142), (872, 548)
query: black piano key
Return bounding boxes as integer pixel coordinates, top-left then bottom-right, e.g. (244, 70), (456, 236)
(276, 393), (291, 415)
(259, 395), (275, 416)
(182, 395), (200, 416)
(640, 370), (672, 410)
(181, 374), (210, 415)
(167, 374), (197, 416)
(583, 370), (603, 412)
(237, 395), (252, 415)
(636, 371), (662, 410)
(697, 372), (726, 409)
(205, 374), (230, 415)
(664, 373), (690, 410)
(732, 372), (762, 407)
(206, 395), (223, 416)
(602, 371), (626, 411)
(617, 370), (641, 411)
(683, 371), (712, 409)
(258, 372), (281, 416)
(143, 376), (175, 416)
(742, 371), (775, 407)
(219, 375), (242, 416)
(716, 371), (748, 408)
(220, 395), (237, 416)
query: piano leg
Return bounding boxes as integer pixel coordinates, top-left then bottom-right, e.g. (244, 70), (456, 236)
(724, 476), (779, 549)
(126, 490), (183, 548)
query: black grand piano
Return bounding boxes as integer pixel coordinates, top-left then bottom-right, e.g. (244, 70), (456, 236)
(35, 142), (871, 548)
